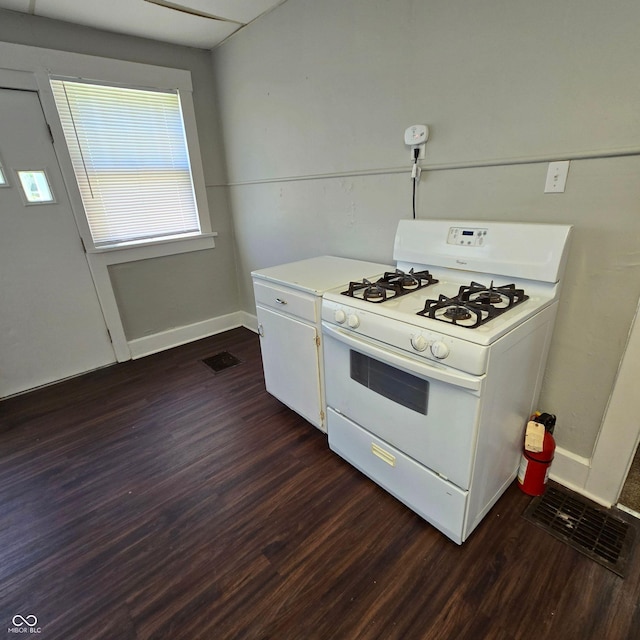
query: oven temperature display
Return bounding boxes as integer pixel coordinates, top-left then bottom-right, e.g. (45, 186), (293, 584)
(447, 227), (488, 246)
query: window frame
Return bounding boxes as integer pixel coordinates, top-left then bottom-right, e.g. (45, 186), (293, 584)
(44, 63), (215, 260)
(49, 77), (208, 250)
(0, 161), (8, 187)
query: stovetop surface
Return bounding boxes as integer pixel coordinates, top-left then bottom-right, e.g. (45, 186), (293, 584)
(322, 266), (558, 346)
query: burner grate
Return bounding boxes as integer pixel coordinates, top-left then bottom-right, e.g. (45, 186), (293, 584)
(418, 280), (528, 328)
(202, 351), (242, 373)
(522, 485), (636, 577)
(341, 269), (438, 302)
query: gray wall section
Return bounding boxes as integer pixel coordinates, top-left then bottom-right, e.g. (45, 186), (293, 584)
(0, 8), (238, 340)
(214, 0), (640, 182)
(212, 0), (640, 459)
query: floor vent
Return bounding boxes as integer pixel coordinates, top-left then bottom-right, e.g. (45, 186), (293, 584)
(523, 485), (636, 577)
(202, 352), (242, 373)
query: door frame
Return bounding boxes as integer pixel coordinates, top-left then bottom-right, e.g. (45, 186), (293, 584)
(584, 298), (640, 505)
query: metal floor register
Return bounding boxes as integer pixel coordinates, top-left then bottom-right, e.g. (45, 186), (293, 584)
(523, 485), (636, 577)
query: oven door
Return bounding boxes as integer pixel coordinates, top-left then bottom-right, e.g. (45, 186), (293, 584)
(322, 322), (484, 490)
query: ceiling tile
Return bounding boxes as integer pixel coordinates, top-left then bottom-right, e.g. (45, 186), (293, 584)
(0, 0), (287, 49)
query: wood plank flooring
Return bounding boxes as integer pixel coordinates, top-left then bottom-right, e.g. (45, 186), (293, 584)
(1, 327), (639, 639)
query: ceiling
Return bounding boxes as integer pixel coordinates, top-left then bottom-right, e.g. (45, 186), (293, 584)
(0, 0), (288, 49)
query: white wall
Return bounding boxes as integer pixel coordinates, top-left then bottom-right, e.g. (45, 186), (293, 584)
(211, 0), (640, 463)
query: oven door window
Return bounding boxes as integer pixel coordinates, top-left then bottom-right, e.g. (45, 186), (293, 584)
(350, 350), (428, 415)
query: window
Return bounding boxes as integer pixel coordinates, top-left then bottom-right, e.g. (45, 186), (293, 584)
(50, 78), (202, 248)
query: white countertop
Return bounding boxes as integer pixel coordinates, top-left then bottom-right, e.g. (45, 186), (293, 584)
(251, 256), (390, 295)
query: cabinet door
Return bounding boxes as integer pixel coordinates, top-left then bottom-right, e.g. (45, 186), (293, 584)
(257, 305), (322, 429)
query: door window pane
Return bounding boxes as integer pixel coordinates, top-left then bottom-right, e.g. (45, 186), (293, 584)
(17, 170), (54, 204)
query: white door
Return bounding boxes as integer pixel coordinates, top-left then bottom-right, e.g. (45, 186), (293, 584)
(0, 88), (115, 398)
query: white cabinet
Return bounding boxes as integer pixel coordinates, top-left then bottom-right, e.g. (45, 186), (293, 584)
(252, 256), (389, 433)
(257, 303), (323, 429)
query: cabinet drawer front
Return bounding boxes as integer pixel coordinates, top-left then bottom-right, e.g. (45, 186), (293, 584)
(253, 280), (317, 322)
(327, 408), (468, 544)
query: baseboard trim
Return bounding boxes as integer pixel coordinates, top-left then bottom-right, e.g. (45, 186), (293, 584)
(128, 312), (245, 359)
(547, 447), (614, 507)
(243, 311), (258, 333)
(549, 446), (590, 486)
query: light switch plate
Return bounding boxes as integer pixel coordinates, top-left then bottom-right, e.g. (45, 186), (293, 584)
(544, 161), (570, 193)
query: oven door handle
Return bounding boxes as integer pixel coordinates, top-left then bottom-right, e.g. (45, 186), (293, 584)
(322, 322), (483, 393)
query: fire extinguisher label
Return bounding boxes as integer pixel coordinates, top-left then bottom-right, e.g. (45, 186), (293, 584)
(517, 456), (527, 484)
(524, 420), (545, 452)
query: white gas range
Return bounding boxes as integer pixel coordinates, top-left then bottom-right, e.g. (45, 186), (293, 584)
(321, 219), (572, 544)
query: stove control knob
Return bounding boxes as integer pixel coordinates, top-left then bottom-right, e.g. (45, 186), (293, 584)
(430, 340), (450, 360)
(411, 335), (428, 352)
(334, 309), (347, 324)
(347, 314), (360, 329)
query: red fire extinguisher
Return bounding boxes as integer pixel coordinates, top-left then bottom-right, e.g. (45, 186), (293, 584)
(517, 412), (556, 496)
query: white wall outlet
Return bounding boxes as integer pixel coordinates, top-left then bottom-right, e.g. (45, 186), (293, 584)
(544, 160), (570, 193)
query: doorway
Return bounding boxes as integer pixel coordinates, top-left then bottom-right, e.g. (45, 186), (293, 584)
(0, 88), (116, 398)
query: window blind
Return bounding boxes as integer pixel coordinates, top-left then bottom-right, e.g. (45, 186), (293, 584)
(50, 79), (200, 247)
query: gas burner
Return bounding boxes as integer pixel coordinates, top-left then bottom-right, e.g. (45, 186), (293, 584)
(381, 269), (438, 291)
(419, 295), (491, 328)
(444, 306), (473, 321)
(342, 269), (438, 303)
(474, 291), (503, 305)
(460, 281), (528, 309)
(418, 281), (529, 328)
(342, 278), (400, 302)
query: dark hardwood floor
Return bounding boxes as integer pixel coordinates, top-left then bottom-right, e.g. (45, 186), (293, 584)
(1, 327), (639, 639)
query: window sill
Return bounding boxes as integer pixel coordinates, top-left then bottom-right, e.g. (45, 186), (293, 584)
(86, 232), (217, 265)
